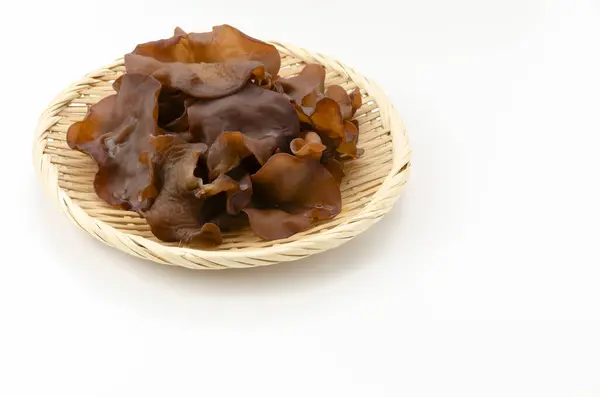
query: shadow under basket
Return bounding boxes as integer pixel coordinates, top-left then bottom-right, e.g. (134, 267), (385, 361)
(32, 42), (412, 270)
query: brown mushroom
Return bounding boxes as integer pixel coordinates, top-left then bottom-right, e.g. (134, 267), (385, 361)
(66, 74), (163, 212)
(245, 153), (341, 240)
(125, 24), (281, 99)
(290, 131), (326, 161)
(276, 63), (325, 105)
(187, 83), (300, 150)
(143, 134), (223, 246)
(206, 131), (277, 180)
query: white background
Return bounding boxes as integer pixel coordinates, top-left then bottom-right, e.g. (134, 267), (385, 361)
(2, 0), (600, 396)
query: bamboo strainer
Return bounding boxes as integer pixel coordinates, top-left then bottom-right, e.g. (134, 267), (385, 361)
(32, 42), (412, 270)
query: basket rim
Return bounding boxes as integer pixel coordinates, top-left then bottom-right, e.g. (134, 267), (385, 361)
(32, 41), (412, 269)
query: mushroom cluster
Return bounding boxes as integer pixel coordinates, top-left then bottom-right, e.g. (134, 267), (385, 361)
(67, 25), (363, 246)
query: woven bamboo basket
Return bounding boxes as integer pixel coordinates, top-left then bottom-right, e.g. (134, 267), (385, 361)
(32, 41), (412, 270)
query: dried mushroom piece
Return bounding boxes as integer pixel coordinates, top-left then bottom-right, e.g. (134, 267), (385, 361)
(245, 153), (341, 240)
(197, 173), (253, 215)
(277, 63), (326, 105)
(125, 54), (266, 99)
(126, 24), (280, 99)
(325, 86), (363, 121)
(309, 97), (346, 139)
(337, 120), (360, 159)
(185, 24), (281, 78)
(290, 132), (326, 161)
(143, 135), (223, 246)
(187, 83), (300, 149)
(243, 208), (316, 241)
(276, 63), (364, 160)
(66, 95), (116, 161)
(197, 174), (239, 197)
(304, 96), (362, 160)
(349, 88), (363, 118)
(207, 131), (277, 179)
(326, 85), (353, 121)
(66, 74), (163, 212)
(132, 25), (280, 78)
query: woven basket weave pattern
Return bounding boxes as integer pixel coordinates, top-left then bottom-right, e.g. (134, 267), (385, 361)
(32, 42), (412, 269)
